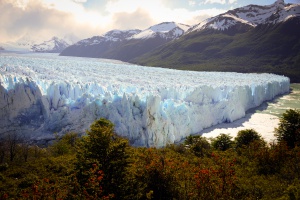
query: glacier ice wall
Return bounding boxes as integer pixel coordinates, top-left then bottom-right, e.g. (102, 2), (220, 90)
(0, 53), (290, 147)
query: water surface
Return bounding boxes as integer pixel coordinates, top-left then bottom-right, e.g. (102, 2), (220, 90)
(201, 84), (300, 142)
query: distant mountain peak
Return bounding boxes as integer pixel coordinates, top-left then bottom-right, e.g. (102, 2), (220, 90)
(75, 29), (142, 46)
(275, 0), (285, 8)
(31, 37), (70, 53)
(60, 21), (191, 61)
(129, 21), (191, 40)
(189, 0), (299, 33)
(102, 29), (141, 41)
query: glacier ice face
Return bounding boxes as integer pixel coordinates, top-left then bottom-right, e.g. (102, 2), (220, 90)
(0, 53), (290, 147)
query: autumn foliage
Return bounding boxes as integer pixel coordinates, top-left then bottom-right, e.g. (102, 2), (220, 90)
(1, 110), (300, 199)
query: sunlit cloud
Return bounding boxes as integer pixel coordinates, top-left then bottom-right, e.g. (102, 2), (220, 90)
(73, 0), (87, 3)
(189, 1), (196, 6)
(203, 0), (226, 4)
(228, 0), (237, 4)
(0, 0), (238, 43)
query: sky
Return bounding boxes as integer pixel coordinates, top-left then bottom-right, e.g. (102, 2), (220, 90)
(0, 0), (299, 43)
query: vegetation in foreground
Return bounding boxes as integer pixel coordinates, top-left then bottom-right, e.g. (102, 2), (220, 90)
(0, 109), (300, 200)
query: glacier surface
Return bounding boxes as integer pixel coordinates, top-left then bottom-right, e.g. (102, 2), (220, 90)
(0, 53), (290, 147)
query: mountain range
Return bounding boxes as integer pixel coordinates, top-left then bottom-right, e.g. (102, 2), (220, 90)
(59, 0), (300, 82)
(1, 34), (79, 53)
(133, 0), (300, 82)
(60, 22), (190, 61)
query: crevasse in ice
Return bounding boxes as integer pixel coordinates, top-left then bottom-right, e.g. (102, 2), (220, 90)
(0, 53), (290, 147)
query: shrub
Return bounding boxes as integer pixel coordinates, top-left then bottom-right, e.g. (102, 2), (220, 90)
(211, 134), (234, 151)
(184, 135), (211, 157)
(275, 109), (300, 148)
(75, 118), (129, 199)
(235, 129), (263, 148)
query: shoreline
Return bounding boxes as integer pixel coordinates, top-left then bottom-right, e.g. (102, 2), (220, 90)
(196, 84), (300, 143)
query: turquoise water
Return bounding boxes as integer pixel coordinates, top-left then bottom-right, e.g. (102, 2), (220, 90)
(249, 84), (300, 117)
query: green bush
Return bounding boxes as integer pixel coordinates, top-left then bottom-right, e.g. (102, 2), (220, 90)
(184, 135), (211, 157)
(211, 133), (234, 151)
(75, 118), (129, 199)
(235, 129), (263, 148)
(51, 132), (79, 156)
(275, 109), (300, 148)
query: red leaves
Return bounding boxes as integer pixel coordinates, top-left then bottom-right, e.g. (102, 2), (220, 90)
(193, 153), (237, 199)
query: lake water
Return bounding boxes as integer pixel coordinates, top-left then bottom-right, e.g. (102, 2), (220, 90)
(200, 84), (300, 143)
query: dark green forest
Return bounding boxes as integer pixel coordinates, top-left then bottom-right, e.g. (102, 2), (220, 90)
(1, 109), (300, 200)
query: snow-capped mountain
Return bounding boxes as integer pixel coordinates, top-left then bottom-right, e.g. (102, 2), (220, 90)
(129, 22), (190, 40)
(74, 29), (141, 46)
(189, 0), (300, 32)
(1, 35), (79, 53)
(133, 1), (300, 83)
(31, 37), (70, 53)
(60, 22), (190, 61)
(1, 34), (45, 51)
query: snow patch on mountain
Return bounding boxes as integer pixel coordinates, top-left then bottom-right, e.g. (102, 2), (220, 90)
(75, 29), (141, 46)
(189, 0), (300, 32)
(130, 22), (191, 39)
(31, 37), (69, 53)
(73, 22), (190, 47)
(1, 34), (80, 53)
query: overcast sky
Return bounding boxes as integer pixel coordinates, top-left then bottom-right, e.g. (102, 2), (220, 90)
(1, 0), (299, 42)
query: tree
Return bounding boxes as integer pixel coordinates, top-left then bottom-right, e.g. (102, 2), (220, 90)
(19, 141), (30, 162)
(5, 132), (20, 162)
(275, 109), (300, 148)
(0, 140), (6, 163)
(211, 134), (233, 151)
(75, 118), (129, 199)
(184, 135), (211, 157)
(235, 129), (262, 148)
(50, 132), (78, 156)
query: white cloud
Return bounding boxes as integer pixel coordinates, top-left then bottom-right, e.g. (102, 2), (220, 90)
(228, 0), (237, 4)
(0, 0), (105, 42)
(189, 0), (196, 6)
(203, 0), (226, 4)
(73, 0), (87, 3)
(0, 0), (228, 43)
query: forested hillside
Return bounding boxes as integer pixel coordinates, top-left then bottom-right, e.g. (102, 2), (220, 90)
(133, 17), (300, 83)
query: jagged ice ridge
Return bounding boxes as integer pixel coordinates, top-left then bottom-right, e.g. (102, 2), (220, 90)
(0, 53), (290, 147)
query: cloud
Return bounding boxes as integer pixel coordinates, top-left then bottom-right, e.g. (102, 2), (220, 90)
(228, 0), (237, 4)
(73, 0), (87, 3)
(201, 0), (237, 4)
(203, 0), (226, 4)
(186, 8), (226, 25)
(0, 0), (229, 43)
(0, 0), (105, 42)
(189, 0), (196, 6)
(112, 8), (155, 30)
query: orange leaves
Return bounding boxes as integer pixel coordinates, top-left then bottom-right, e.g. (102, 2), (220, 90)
(193, 153), (237, 199)
(19, 178), (68, 200)
(79, 164), (113, 200)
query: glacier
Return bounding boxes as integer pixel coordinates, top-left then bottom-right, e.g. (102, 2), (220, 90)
(0, 53), (290, 147)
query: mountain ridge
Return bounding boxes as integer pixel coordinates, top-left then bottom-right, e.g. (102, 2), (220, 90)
(133, 16), (300, 82)
(60, 22), (191, 61)
(60, 0), (300, 82)
(1, 35), (80, 53)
